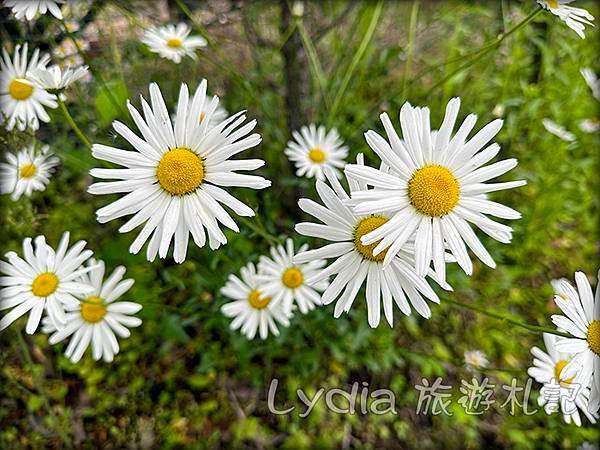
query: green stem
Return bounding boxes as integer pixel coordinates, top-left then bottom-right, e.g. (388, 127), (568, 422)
(443, 297), (570, 338)
(423, 7), (543, 95)
(401, 0), (420, 102)
(59, 20), (127, 117)
(238, 216), (281, 246)
(56, 96), (91, 148)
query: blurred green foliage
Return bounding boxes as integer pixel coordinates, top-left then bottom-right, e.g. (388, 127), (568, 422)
(0, 1), (599, 449)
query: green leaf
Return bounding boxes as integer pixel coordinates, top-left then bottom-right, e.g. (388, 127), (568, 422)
(95, 80), (128, 127)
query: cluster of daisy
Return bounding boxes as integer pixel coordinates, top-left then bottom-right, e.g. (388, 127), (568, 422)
(0, 232), (142, 363)
(528, 271), (600, 425)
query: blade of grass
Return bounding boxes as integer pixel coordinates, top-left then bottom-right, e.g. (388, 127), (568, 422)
(297, 20), (331, 110)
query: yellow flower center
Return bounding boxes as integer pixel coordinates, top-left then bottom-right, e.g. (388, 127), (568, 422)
(248, 289), (271, 310)
(166, 37), (183, 48)
(281, 267), (304, 289)
(353, 216), (389, 262)
(554, 360), (575, 387)
(547, 0), (559, 8)
(156, 147), (204, 195)
(31, 272), (59, 297)
(81, 296), (107, 323)
(9, 78), (34, 100)
(408, 165), (460, 217)
(19, 163), (37, 178)
(587, 320), (600, 356)
(308, 147), (326, 163)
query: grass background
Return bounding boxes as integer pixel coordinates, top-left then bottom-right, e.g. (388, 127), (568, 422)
(0, 0), (599, 448)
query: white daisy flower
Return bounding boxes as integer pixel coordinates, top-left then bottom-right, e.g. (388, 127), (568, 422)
(294, 156), (451, 327)
(1, 43), (57, 131)
(551, 271), (600, 414)
(464, 349), (489, 369)
(542, 118), (576, 142)
(52, 37), (87, 69)
(27, 64), (89, 92)
(88, 81), (270, 263)
(0, 232), (95, 334)
(42, 259), (142, 363)
(0, 144), (59, 200)
(344, 98), (526, 283)
(141, 23), (207, 64)
(172, 101), (227, 131)
(284, 124), (349, 180)
(256, 238), (328, 315)
(221, 262), (292, 340)
(3, 0), (64, 20)
(528, 333), (598, 426)
(581, 68), (600, 101)
(537, 1), (595, 39)
(579, 118), (600, 133)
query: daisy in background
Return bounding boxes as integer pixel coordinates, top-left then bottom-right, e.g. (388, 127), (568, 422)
(551, 271), (600, 414)
(256, 239), (328, 315)
(52, 37), (87, 68)
(3, 0), (64, 20)
(42, 259), (142, 363)
(141, 23), (207, 64)
(88, 80), (270, 263)
(581, 68), (600, 101)
(284, 124), (348, 180)
(537, 1), (595, 39)
(294, 157), (451, 327)
(1, 43), (57, 131)
(0, 144), (59, 200)
(344, 98), (526, 283)
(0, 232), (95, 333)
(221, 262), (292, 340)
(27, 64), (89, 92)
(528, 333), (598, 426)
(542, 118), (576, 142)
(464, 349), (489, 369)
(579, 118), (600, 133)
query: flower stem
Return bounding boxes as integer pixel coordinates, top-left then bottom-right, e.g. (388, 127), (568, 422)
(238, 215), (281, 246)
(56, 96), (91, 148)
(424, 7), (543, 95)
(443, 297), (570, 338)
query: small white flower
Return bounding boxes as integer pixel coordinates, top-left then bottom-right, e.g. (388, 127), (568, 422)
(464, 349), (489, 369)
(88, 81), (270, 263)
(528, 333), (598, 426)
(284, 124), (348, 180)
(0, 144), (59, 200)
(578, 118), (600, 133)
(344, 98), (526, 283)
(221, 262), (292, 340)
(257, 238), (328, 315)
(42, 259), (142, 363)
(141, 23), (207, 64)
(543, 118), (576, 142)
(581, 68), (600, 101)
(537, 0), (595, 39)
(0, 232), (95, 333)
(52, 37), (88, 69)
(294, 156), (451, 327)
(27, 64), (89, 91)
(550, 271), (600, 415)
(0, 43), (57, 131)
(3, 0), (64, 20)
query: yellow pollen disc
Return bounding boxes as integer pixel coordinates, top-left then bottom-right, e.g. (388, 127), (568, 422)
(408, 165), (460, 217)
(166, 37), (183, 48)
(248, 289), (271, 309)
(308, 147), (326, 163)
(547, 0), (558, 8)
(9, 78), (34, 100)
(31, 272), (59, 297)
(353, 215), (389, 262)
(282, 267), (304, 289)
(199, 112), (206, 123)
(587, 320), (600, 356)
(156, 147), (204, 195)
(81, 296), (107, 323)
(554, 360), (575, 387)
(19, 163), (37, 178)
